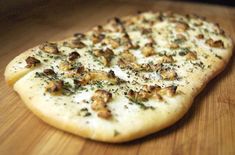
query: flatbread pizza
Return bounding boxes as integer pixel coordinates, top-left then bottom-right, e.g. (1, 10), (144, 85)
(5, 11), (233, 143)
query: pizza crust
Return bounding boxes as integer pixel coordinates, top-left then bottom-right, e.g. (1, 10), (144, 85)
(5, 11), (234, 143)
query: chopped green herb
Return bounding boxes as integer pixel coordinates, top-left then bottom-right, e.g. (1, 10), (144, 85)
(84, 112), (91, 117)
(215, 54), (222, 59)
(174, 38), (184, 44)
(95, 81), (104, 88)
(129, 99), (154, 110)
(179, 51), (187, 56)
(81, 108), (88, 111)
(190, 61), (205, 69)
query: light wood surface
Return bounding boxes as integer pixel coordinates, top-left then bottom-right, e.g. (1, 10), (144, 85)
(0, 0), (234, 155)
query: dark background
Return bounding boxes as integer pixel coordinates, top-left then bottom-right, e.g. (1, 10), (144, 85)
(180, 0), (234, 6)
(0, 0), (234, 28)
(1, 0), (234, 17)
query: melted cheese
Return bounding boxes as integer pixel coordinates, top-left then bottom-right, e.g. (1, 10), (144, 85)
(13, 11), (232, 122)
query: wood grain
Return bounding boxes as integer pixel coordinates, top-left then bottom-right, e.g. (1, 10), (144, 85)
(0, 0), (234, 154)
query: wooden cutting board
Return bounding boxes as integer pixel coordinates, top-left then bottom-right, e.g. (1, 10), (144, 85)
(0, 0), (234, 154)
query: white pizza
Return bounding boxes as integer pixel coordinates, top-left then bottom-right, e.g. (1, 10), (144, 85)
(4, 11), (233, 143)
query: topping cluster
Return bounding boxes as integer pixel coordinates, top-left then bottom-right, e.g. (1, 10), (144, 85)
(28, 11), (228, 119)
